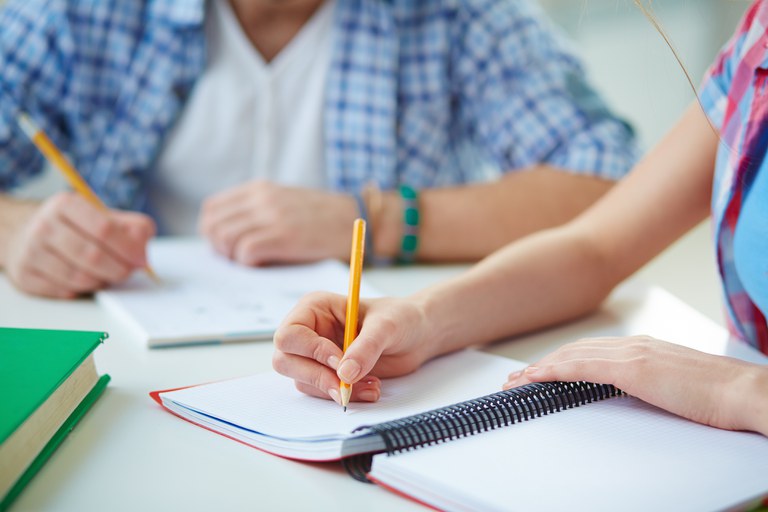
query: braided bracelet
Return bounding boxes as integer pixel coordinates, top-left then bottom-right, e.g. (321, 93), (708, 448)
(398, 185), (419, 264)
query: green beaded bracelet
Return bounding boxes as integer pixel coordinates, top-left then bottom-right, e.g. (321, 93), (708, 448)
(398, 184), (419, 264)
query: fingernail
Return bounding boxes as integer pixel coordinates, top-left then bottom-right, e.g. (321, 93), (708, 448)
(524, 366), (539, 375)
(328, 388), (341, 404)
(508, 370), (522, 381)
(358, 389), (379, 402)
(502, 382), (513, 390)
(328, 355), (340, 370)
(338, 359), (361, 383)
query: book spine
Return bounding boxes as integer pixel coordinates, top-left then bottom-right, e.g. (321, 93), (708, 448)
(344, 381), (622, 482)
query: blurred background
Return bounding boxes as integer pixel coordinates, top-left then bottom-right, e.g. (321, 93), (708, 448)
(4, 0), (751, 325)
(542, 0), (743, 151)
(538, 0), (747, 325)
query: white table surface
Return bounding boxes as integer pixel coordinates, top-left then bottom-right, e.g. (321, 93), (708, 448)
(1, 265), (763, 512)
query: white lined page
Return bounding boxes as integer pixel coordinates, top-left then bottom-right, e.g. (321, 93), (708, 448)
(161, 350), (525, 440)
(370, 394), (768, 512)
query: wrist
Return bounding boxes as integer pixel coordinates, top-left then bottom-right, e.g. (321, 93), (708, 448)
(736, 364), (768, 436)
(337, 194), (360, 260)
(372, 191), (402, 260)
(0, 196), (39, 268)
(410, 285), (464, 360)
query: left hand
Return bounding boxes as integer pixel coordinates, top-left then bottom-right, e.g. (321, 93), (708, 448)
(504, 336), (768, 436)
(199, 181), (357, 265)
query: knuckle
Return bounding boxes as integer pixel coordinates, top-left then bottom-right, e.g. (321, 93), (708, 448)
(83, 245), (105, 267)
(255, 180), (273, 194)
(238, 243), (262, 266)
(262, 233), (286, 254)
(13, 260), (35, 281)
(271, 352), (289, 375)
(273, 328), (289, 351)
(218, 229), (236, 250)
(260, 193), (278, 211)
(311, 343), (328, 364)
(48, 192), (71, 211)
(28, 217), (51, 240)
(375, 316), (399, 342)
(208, 228), (225, 248)
(112, 264), (132, 282)
(237, 252), (258, 267)
(309, 372), (328, 394)
(7, 258), (29, 281)
(301, 291), (327, 304)
(627, 336), (654, 356)
(93, 218), (114, 241)
(70, 271), (97, 291)
(138, 217), (156, 238)
(199, 199), (213, 216)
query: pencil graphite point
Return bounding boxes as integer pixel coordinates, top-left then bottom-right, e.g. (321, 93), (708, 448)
(340, 383), (352, 411)
(145, 266), (162, 285)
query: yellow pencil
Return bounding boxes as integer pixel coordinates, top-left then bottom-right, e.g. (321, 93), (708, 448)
(340, 218), (366, 411)
(16, 113), (160, 283)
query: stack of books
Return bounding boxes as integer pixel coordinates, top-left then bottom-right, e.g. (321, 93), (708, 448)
(0, 328), (109, 510)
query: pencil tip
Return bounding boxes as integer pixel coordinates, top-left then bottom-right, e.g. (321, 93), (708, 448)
(145, 267), (162, 284)
(343, 406), (347, 412)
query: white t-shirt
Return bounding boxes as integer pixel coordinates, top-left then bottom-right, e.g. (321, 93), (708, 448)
(149, 0), (335, 235)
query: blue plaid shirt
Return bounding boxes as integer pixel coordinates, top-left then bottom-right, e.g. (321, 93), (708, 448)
(0, 0), (637, 211)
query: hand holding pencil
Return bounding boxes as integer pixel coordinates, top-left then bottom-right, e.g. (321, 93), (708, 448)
(1, 114), (157, 299)
(273, 219), (438, 406)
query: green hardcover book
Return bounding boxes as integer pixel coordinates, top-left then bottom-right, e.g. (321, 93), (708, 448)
(0, 328), (110, 511)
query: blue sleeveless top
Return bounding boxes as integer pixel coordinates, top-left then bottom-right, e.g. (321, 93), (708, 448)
(734, 166), (768, 318)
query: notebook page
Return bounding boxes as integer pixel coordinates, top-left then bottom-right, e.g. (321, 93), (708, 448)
(96, 238), (379, 344)
(162, 350), (525, 440)
(370, 395), (768, 512)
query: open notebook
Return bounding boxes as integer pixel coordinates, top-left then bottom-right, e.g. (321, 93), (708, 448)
(152, 350), (768, 511)
(96, 238), (378, 347)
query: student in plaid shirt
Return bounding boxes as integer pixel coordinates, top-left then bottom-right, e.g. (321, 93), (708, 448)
(274, 1), (768, 437)
(0, 0), (636, 299)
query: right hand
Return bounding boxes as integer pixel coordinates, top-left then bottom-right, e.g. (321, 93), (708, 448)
(272, 292), (438, 404)
(3, 192), (155, 299)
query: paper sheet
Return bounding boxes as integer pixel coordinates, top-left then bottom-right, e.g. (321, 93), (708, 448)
(162, 350), (524, 441)
(97, 238), (379, 346)
(371, 392), (768, 512)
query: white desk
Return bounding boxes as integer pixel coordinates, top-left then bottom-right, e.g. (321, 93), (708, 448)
(1, 267), (762, 512)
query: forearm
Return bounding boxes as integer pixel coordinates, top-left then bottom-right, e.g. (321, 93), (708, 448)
(406, 105), (717, 359)
(411, 223), (614, 358)
(0, 195), (39, 268)
(372, 166), (614, 262)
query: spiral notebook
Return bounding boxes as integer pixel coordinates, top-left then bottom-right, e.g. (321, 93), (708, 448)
(151, 350), (768, 511)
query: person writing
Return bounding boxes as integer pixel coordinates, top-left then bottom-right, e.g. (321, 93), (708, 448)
(272, 0), (768, 437)
(0, 0), (636, 299)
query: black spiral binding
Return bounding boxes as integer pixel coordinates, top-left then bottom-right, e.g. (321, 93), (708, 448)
(342, 381), (623, 482)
